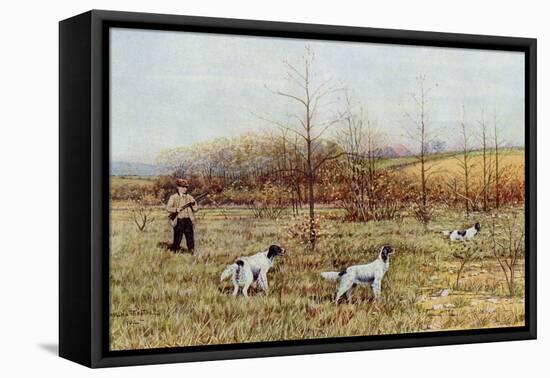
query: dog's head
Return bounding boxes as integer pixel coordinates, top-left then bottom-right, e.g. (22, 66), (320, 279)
(379, 245), (394, 263)
(474, 222), (481, 232)
(267, 244), (285, 259)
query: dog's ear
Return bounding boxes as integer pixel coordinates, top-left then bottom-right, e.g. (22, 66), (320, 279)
(380, 245), (393, 262)
(475, 222), (481, 231)
(268, 245), (283, 258)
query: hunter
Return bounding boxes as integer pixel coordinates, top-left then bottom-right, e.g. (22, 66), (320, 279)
(166, 178), (198, 253)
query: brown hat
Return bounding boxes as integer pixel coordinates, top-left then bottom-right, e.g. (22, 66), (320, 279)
(175, 178), (189, 188)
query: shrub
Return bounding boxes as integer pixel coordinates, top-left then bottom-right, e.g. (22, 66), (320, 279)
(131, 194), (157, 232)
(410, 201), (433, 227)
(151, 175), (177, 203)
(285, 214), (335, 248)
(111, 183), (150, 201)
(451, 238), (485, 289)
(248, 181), (289, 219)
(489, 212), (525, 297)
(336, 171), (406, 222)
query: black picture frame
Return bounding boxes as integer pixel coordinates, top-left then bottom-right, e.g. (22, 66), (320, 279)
(59, 9), (537, 368)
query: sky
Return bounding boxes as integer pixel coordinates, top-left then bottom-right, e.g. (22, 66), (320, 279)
(110, 27), (525, 164)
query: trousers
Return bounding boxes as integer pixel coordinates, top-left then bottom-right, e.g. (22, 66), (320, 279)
(172, 217), (194, 251)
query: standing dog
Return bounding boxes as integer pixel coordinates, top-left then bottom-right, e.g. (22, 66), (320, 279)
(443, 222), (481, 241)
(321, 245), (394, 303)
(220, 245), (285, 297)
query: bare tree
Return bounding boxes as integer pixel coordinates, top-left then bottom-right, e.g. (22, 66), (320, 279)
(477, 108), (494, 212)
(455, 105), (475, 215)
(260, 46), (343, 249)
(490, 214), (524, 297)
(337, 93), (368, 220)
(131, 196), (156, 232)
(446, 107), (497, 213)
(404, 75), (437, 225)
(452, 239), (483, 289)
(493, 110), (502, 209)
(336, 92), (389, 221)
(267, 127), (303, 216)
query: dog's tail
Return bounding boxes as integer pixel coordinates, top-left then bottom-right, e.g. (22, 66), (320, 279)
(221, 260), (247, 282)
(442, 230), (451, 237)
(220, 264), (236, 282)
(321, 271), (344, 282)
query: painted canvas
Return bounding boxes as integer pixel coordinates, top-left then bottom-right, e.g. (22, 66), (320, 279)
(109, 27), (526, 351)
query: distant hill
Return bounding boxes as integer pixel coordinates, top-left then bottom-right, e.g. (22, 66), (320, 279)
(110, 161), (170, 176)
(377, 144), (412, 157)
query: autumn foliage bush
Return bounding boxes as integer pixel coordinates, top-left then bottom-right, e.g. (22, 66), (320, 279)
(111, 153), (525, 217)
(327, 169), (409, 222)
(248, 181), (290, 219)
(110, 183), (149, 202)
(285, 214), (335, 247)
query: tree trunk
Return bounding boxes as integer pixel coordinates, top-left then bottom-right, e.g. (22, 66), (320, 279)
(306, 132), (316, 249)
(420, 94), (427, 209)
(494, 113), (500, 209)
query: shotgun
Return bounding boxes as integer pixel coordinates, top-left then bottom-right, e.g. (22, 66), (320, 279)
(168, 192), (208, 222)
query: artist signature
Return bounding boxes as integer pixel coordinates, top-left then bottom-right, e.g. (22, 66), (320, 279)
(111, 309), (161, 317)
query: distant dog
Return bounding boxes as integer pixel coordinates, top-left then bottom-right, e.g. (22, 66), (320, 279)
(220, 245), (285, 296)
(443, 222), (481, 241)
(321, 245), (394, 303)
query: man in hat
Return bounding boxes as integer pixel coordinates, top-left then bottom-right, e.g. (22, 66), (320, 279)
(166, 178), (198, 253)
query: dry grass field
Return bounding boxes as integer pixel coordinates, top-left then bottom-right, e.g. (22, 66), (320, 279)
(401, 148), (525, 182)
(110, 176), (157, 189)
(109, 205), (525, 351)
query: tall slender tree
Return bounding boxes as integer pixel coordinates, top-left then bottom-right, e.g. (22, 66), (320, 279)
(455, 105), (474, 214)
(260, 46), (342, 249)
(404, 75), (437, 225)
(477, 108), (493, 212)
(493, 110), (502, 209)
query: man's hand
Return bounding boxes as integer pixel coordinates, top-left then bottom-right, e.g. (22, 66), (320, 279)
(176, 201), (195, 212)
